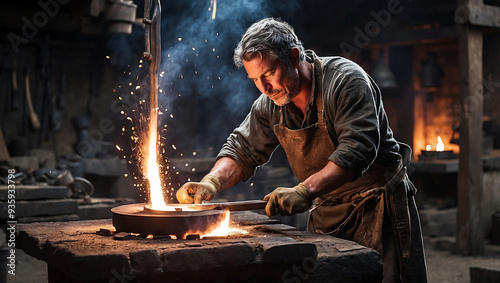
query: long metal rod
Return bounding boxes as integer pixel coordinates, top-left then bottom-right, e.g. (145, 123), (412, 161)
(143, 0), (151, 55)
(150, 0), (161, 122)
(143, 0), (161, 143)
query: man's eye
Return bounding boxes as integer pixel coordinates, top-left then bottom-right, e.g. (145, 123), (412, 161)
(265, 70), (275, 77)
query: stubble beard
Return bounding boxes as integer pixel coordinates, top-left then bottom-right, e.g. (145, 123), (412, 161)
(269, 68), (299, 106)
(270, 90), (292, 106)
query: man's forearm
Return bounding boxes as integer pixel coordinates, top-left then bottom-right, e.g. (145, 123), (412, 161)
(208, 157), (244, 190)
(302, 161), (355, 198)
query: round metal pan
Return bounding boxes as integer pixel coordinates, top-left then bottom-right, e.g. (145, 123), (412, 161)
(111, 203), (225, 238)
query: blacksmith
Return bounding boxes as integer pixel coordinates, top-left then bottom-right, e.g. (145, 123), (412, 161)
(176, 17), (427, 282)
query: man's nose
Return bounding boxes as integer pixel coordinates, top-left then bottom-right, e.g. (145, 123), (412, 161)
(257, 78), (271, 93)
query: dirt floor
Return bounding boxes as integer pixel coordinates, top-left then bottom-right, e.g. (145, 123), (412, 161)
(423, 237), (500, 283)
(4, 236), (500, 283)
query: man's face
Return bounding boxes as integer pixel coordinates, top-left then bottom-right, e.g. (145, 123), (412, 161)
(243, 54), (300, 106)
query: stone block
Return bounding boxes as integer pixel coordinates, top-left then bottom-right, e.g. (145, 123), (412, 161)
(7, 156), (39, 171)
(433, 236), (456, 251)
(419, 207), (457, 236)
(419, 207), (457, 223)
(424, 221), (456, 237)
(18, 214), (79, 223)
(83, 157), (127, 176)
(0, 199), (78, 219)
(78, 203), (114, 220)
(311, 249), (383, 283)
(0, 185), (68, 201)
(470, 266), (500, 283)
(29, 149), (56, 168)
(258, 223), (297, 232)
(334, 241), (368, 252)
(263, 242), (317, 264)
(14, 214), (383, 282)
(96, 228), (115, 236)
(78, 197), (136, 220)
(114, 232), (132, 240)
(69, 254), (131, 282)
(161, 243), (255, 272)
(130, 249), (162, 273)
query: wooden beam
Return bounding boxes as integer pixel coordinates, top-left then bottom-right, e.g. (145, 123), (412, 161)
(375, 26), (458, 46)
(326, 26), (458, 49)
(455, 3), (500, 28)
(455, 24), (485, 255)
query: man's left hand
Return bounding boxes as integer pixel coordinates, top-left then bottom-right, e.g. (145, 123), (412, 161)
(263, 183), (314, 217)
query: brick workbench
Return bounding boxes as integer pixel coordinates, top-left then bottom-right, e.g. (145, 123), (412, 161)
(16, 211), (382, 283)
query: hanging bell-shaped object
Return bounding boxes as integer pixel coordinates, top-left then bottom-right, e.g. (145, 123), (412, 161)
(371, 50), (397, 88)
(420, 53), (444, 88)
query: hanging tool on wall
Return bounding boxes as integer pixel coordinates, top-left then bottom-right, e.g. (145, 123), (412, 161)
(9, 52), (19, 111)
(38, 35), (51, 144)
(52, 70), (66, 132)
(37, 35), (58, 157)
(25, 68), (41, 131)
(56, 71), (67, 110)
(4, 49), (20, 112)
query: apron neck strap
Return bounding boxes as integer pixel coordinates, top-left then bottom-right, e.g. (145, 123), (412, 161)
(279, 57), (325, 124)
(313, 57), (325, 123)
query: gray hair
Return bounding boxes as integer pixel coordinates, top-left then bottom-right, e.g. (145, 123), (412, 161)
(233, 18), (305, 68)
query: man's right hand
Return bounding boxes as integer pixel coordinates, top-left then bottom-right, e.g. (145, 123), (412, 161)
(176, 174), (221, 204)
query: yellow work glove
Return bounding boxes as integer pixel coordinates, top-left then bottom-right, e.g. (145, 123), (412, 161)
(176, 174), (221, 204)
(263, 183), (314, 217)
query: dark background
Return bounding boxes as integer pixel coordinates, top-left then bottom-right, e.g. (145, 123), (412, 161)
(0, 0), (499, 203)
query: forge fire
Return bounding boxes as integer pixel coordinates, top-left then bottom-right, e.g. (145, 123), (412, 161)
(111, 0), (239, 238)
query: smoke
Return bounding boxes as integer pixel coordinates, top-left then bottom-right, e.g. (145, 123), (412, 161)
(156, 0), (300, 155)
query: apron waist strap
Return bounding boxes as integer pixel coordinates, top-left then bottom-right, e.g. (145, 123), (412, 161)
(311, 185), (385, 210)
(385, 160), (406, 194)
(314, 161), (403, 208)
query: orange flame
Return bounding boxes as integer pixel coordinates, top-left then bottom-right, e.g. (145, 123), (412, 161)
(436, 136), (445, 152)
(425, 136), (446, 152)
(202, 210), (231, 237)
(201, 211), (248, 238)
(175, 211), (248, 239)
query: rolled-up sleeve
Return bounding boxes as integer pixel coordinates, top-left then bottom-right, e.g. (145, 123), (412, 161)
(325, 78), (381, 177)
(217, 95), (280, 181)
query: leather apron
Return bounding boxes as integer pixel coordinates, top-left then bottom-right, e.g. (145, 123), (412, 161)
(272, 58), (409, 256)
(273, 59), (334, 183)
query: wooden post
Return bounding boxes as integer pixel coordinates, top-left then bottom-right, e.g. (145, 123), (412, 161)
(455, 0), (500, 255)
(455, 22), (484, 255)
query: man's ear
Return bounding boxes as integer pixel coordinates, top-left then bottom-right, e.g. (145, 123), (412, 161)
(290, 48), (300, 68)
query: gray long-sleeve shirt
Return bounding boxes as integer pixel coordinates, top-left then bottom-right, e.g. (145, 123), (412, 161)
(217, 50), (401, 181)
